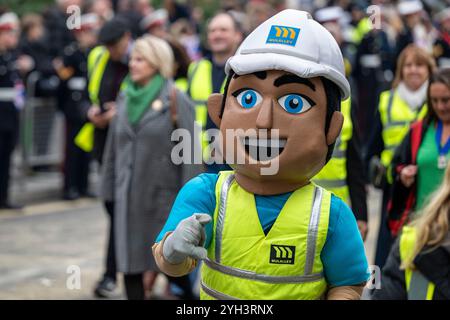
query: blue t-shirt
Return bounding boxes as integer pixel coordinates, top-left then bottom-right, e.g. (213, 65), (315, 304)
(156, 173), (369, 286)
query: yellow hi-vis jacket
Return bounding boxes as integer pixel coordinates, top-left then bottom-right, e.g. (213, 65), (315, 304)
(74, 46), (110, 152)
(187, 59), (226, 162)
(174, 77), (188, 93)
(351, 17), (372, 45)
(200, 171), (331, 300)
(399, 226), (435, 300)
(378, 89), (428, 183)
(312, 98), (352, 204)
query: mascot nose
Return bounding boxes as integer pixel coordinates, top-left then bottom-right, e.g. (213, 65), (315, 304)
(256, 99), (273, 129)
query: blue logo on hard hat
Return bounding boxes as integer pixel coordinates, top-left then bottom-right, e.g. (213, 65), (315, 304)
(266, 25), (300, 47)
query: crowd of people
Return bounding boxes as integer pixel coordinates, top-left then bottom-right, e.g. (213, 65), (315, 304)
(0, 0), (449, 300)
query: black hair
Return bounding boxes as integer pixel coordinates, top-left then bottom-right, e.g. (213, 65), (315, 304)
(98, 16), (130, 46)
(166, 37), (191, 80)
(219, 71), (342, 163)
(425, 68), (450, 126)
(322, 77), (341, 162)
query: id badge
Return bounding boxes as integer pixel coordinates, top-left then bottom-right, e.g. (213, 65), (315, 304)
(438, 155), (447, 169)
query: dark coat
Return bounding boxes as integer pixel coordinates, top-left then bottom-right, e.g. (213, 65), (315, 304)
(388, 120), (429, 236)
(371, 235), (450, 300)
(101, 80), (202, 274)
(59, 43), (90, 125)
(0, 49), (21, 135)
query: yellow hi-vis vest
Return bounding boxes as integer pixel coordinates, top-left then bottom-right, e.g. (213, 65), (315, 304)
(379, 89), (428, 183)
(312, 98), (352, 204)
(174, 77), (188, 93)
(187, 59), (226, 161)
(75, 46), (110, 152)
(200, 171), (331, 300)
(399, 226), (435, 300)
(87, 46), (110, 105)
(351, 17), (372, 45)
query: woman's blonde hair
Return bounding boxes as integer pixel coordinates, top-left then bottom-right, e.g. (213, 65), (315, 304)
(401, 162), (450, 269)
(132, 35), (174, 79)
(392, 44), (436, 89)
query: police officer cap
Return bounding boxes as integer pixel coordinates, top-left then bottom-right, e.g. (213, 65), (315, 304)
(397, 0), (423, 16)
(0, 12), (19, 31)
(435, 8), (450, 23)
(98, 16), (130, 45)
(315, 6), (343, 24)
(140, 9), (168, 31)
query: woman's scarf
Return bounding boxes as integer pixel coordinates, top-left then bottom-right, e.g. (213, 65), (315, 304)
(397, 80), (429, 111)
(124, 73), (165, 125)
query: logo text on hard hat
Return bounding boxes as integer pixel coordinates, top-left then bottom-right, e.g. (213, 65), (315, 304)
(266, 25), (300, 47)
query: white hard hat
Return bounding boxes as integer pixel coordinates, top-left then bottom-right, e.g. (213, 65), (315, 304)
(397, 0), (423, 16)
(225, 9), (350, 99)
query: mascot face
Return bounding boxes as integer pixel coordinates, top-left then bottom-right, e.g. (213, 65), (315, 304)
(207, 69), (343, 195)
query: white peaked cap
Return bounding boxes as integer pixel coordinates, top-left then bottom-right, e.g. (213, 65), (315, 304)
(0, 12), (19, 29)
(140, 9), (168, 30)
(80, 13), (99, 27)
(398, 1), (423, 16)
(225, 9), (350, 100)
(315, 6), (344, 23)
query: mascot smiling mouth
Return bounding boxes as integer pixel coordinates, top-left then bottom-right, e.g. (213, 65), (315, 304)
(241, 136), (287, 161)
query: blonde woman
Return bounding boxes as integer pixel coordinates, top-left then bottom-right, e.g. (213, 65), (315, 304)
(372, 162), (450, 300)
(101, 35), (201, 299)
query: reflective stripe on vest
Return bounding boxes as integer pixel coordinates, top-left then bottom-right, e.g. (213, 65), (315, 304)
(200, 171), (331, 300)
(312, 98), (352, 203)
(399, 226), (435, 300)
(379, 89), (428, 169)
(87, 46), (109, 105)
(187, 59), (226, 162)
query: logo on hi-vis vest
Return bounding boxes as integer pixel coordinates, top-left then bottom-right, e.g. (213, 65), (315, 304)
(266, 25), (300, 47)
(270, 244), (296, 264)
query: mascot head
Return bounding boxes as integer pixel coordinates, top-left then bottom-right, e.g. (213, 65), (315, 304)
(207, 10), (350, 195)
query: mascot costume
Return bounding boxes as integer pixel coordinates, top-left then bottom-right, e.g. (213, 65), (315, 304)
(153, 9), (369, 300)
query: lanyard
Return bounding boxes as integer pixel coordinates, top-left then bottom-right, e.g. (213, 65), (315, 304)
(435, 120), (450, 156)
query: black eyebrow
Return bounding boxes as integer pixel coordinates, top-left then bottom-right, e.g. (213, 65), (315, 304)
(273, 74), (316, 91)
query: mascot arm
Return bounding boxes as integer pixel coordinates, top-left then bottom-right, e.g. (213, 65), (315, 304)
(326, 284), (365, 300)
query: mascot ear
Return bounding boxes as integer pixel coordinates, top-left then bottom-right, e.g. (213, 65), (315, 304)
(326, 111), (344, 145)
(207, 93), (223, 128)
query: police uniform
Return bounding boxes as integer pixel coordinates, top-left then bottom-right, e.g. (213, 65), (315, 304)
(433, 30), (450, 68)
(433, 9), (450, 68)
(59, 42), (91, 199)
(0, 14), (22, 208)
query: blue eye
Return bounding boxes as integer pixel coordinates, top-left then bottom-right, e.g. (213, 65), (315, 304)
(278, 94), (315, 114)
(235, 89), (262, 109)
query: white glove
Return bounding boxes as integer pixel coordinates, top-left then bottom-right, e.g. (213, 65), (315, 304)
(163, 213), (212, 264)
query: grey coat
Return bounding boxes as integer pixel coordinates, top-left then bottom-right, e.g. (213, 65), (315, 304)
(101, 80), (202, 274)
